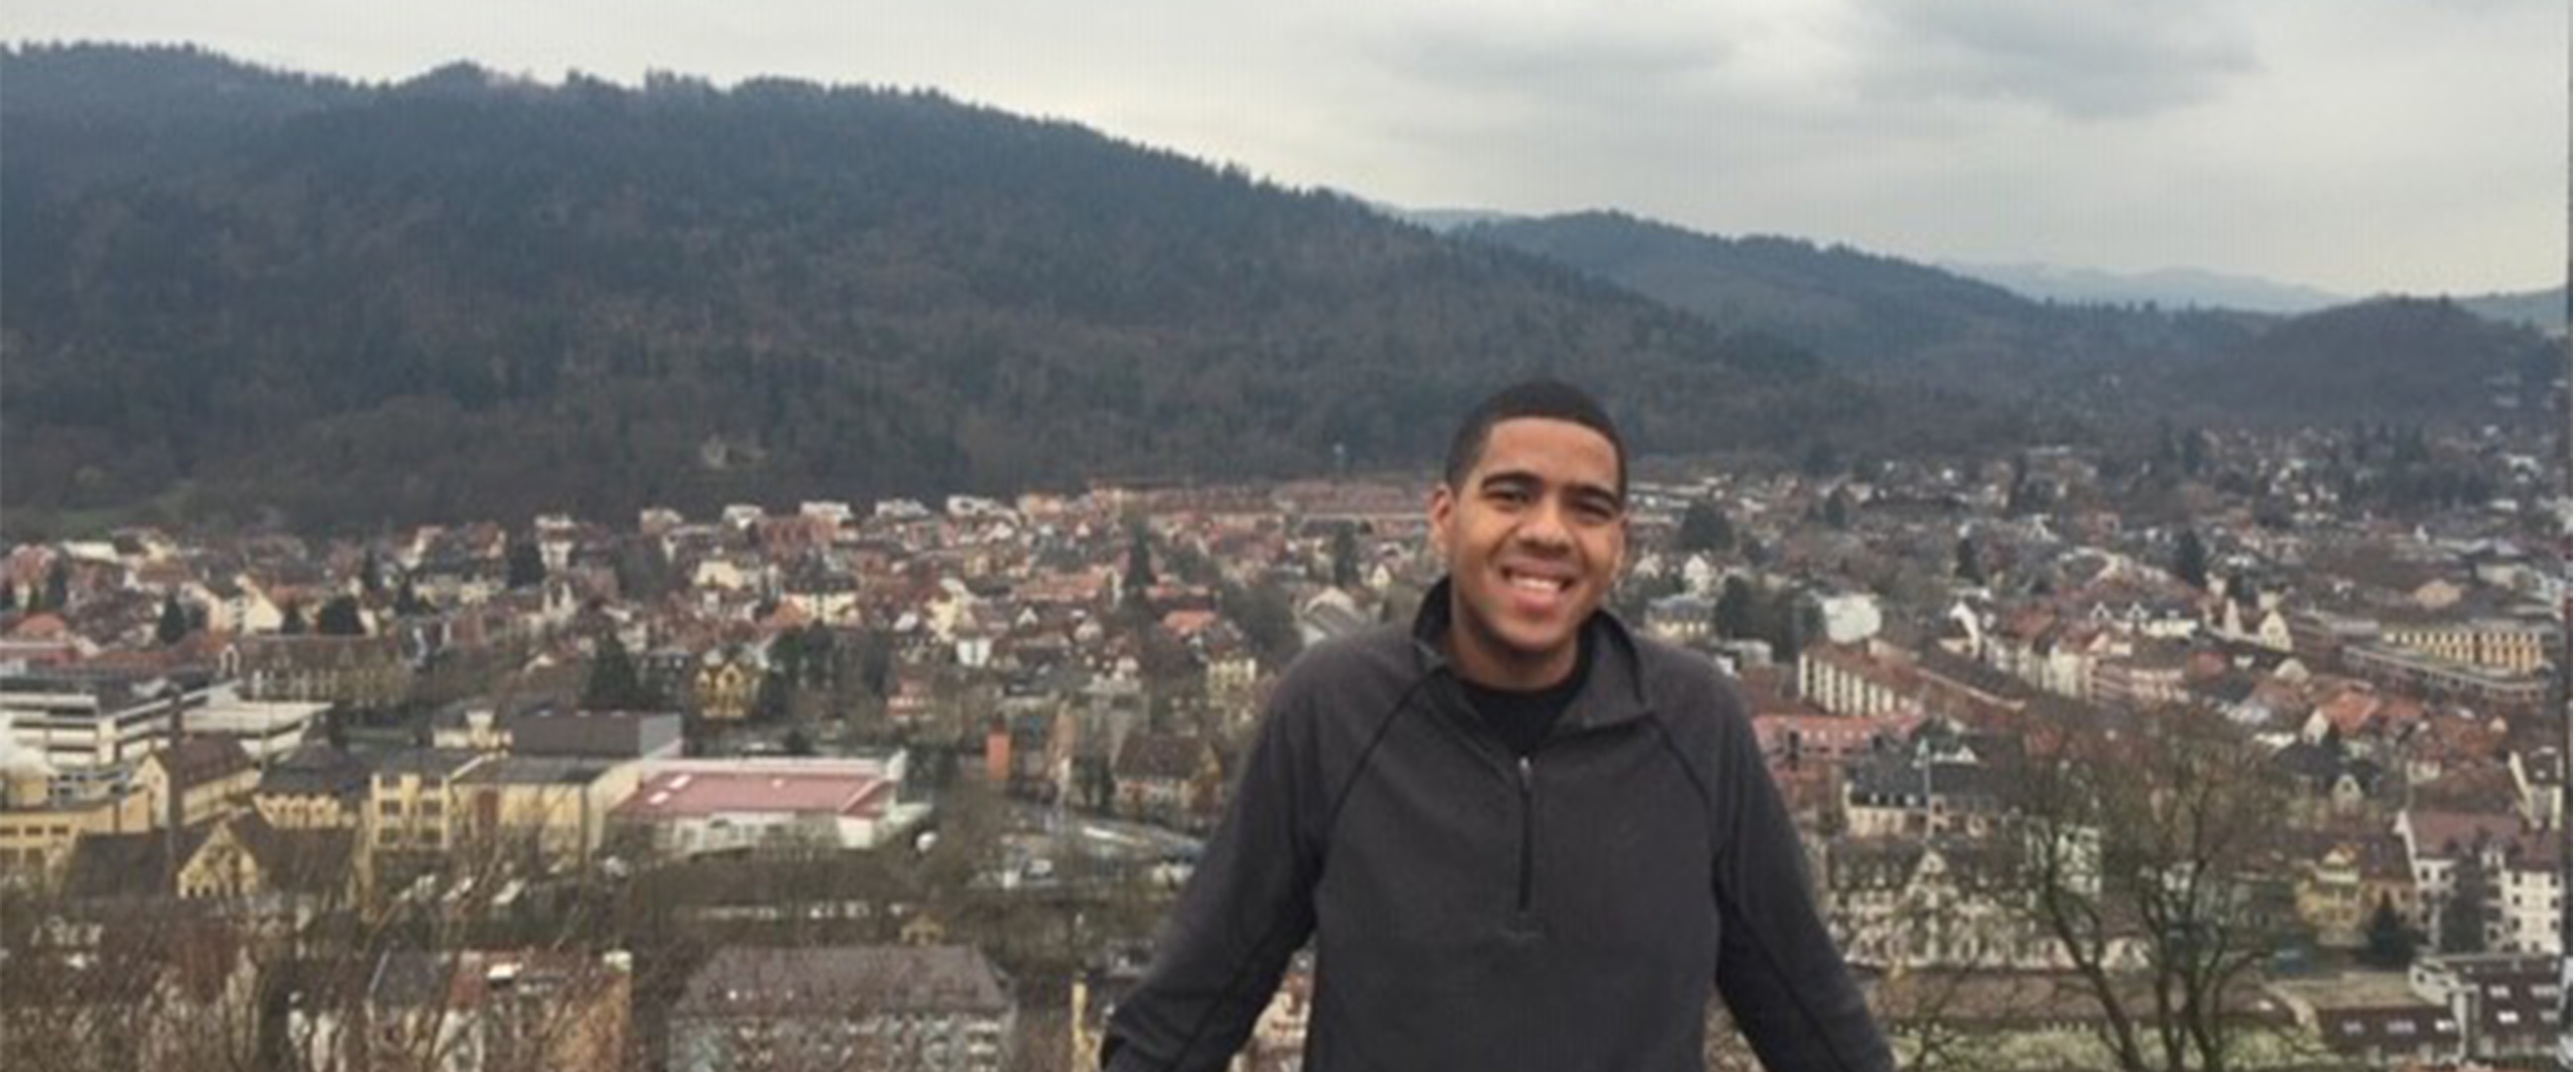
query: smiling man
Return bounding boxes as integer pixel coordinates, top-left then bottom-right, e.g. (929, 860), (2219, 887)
(1101, 380), (1892, 1072)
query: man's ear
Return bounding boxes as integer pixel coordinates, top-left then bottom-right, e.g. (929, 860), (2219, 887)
(1426, 484), (1455, 561)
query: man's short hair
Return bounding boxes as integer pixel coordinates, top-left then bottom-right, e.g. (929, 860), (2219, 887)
(1444, 379), (1628, 501)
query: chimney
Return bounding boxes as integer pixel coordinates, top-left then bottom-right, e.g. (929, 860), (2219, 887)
(164, 691), (186, 883)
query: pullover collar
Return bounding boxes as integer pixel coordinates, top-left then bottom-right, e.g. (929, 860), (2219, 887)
(1410, 577), (1657, 735)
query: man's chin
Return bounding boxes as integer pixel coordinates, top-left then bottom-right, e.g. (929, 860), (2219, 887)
(1493, 626), (1581, 664)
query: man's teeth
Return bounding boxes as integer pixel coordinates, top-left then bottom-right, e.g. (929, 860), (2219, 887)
(1507, 574), (1567, 594)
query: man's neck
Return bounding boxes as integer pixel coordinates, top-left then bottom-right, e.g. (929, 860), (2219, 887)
(1444, 597), (1583, 691)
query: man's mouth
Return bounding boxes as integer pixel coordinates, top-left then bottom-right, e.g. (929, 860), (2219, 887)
(1501, 566), (1573, 597)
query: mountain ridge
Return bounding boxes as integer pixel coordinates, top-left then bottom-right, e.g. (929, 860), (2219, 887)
(4, 44), (1945, 536)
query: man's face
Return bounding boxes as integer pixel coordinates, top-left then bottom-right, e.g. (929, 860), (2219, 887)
(1429, 417), (1627, 689)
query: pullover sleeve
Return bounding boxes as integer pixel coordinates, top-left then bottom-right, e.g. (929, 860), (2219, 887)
(1100, 690), (1319, 1072)
(1707, 679), (1897, 1072)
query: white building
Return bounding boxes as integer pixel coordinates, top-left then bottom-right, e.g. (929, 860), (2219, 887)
(1815, 592), (1883, 645)
(187, 686), (329, 762)
(610, 756), (927, 860)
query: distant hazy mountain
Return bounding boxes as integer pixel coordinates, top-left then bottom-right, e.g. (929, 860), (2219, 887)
(5, 44), (1921, 534)
(2456, 286), (2570, 336)
(1945, 262), (2347, 315)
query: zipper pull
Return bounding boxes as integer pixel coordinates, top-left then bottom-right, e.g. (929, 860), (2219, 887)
(1517, 755), (1533, 793)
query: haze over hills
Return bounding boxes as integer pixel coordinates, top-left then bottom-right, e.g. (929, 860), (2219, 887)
(1457, 211), (2270, 381)
(6, 44), (1955, 535)
(2456, 287), (2572, 336)
(1939, 261), (2349, 316)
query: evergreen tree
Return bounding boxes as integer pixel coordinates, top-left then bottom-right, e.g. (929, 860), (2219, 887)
(1713, 577), (1760, 640)
(1079, 755), (1115, 811)
(1954, 537), (1986, 585)
(2172, 529), (2210, 589)
(753, 669), (791, 723)
(43, 561), (69, 612)
(1220, 581), (1299, 668)
(614, 539), (677, 603)
(394, 577), (435, 616)
(1331, 526), (1362, 590)
(156, 593), (191, 646)
(1676, 501), (1735, 553)
(770, 629), (809, 692)
(2363, 895), (2416, 969)
(799, 623), (838, 689)
(316, 595), (366, 636)
(0, 583), (15, 611)
(583, 632), (652, 711)
(506, 538), (547, 590)
(854, 629), (895, 699)
(782, 728), (816, 756)
(1777, 595), (1824, 660)
(2439, 852), (2492, 954)
(360, 547), (385, 595)
(2006, 478), (2046, 515)
(1823, 489), (1852, 530)
(1123, 524), (1157, 613)
(281, 602), (309, 635)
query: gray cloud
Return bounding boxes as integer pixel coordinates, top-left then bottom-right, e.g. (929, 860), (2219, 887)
(1853, 0), (2258, 119)
(0, 0), (2559, 294)
(1383, 20), (1732, 97)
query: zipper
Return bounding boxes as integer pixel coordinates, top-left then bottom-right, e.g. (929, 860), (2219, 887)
(1515, 754), (1536, 913)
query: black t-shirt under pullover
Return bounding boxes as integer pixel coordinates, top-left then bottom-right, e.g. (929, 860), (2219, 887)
(1457, 629), (1595, 757)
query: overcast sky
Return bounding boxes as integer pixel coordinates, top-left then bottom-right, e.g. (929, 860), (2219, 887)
(7, 0), (2567, 297)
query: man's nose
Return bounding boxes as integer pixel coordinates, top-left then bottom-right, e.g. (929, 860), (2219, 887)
(1516, 500), (1575, 551)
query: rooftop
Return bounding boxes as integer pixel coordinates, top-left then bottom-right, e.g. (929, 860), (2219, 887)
(613, 766), (891, 820)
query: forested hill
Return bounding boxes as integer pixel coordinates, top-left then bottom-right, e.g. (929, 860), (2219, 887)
(5, 45), (1940, 535)
(2176, 298), (2569, 426)
(1458, 211), (2568, 428)
(1459, 211), (2269, 376)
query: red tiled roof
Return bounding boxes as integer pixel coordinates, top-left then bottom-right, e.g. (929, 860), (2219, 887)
(2404, 809), (2523, 859)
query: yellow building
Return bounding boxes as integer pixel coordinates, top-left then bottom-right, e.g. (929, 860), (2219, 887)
(693, 649), (762, 721)
(2295, 845), (2370, 949)
(252, 742), (371, 830)
(135, 737), (258, 829)
(173, 811), (358, 902)
(368, 748), (492, 861)
(2380, 616), (2558, 675)
(0, 768), (151, 882)
(453, 756), (642, 869)
(60, 810), (355, 906)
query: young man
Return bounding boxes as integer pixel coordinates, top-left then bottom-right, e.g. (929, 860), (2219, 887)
(1101, 380), (1892, 1072)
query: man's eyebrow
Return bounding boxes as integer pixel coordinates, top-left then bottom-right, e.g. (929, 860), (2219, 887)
(1572, 483), (1625, 510)
(1478, 470), (1623, 508)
